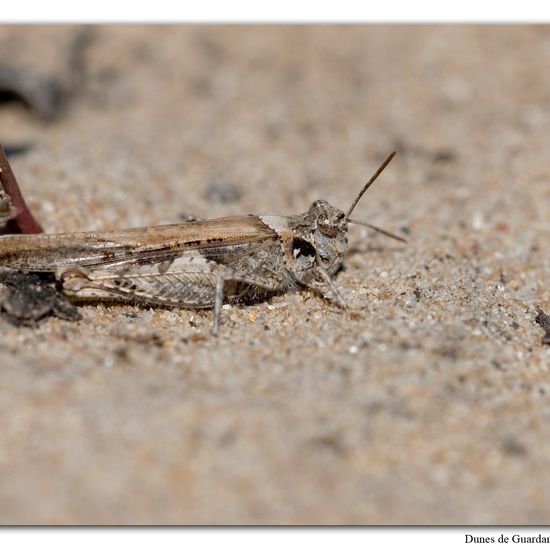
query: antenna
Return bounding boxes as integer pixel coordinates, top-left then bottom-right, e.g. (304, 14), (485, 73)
(347, 218), (407, 243)
(345, 151), (396, 218)
(345, 151), (406, 244)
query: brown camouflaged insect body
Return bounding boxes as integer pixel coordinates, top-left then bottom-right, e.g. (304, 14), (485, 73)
(0, 153), (400, 332)
(0, 203), (350, 332)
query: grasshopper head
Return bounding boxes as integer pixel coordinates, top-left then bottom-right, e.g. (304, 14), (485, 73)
(287, 199), (349, 281)
(307, 200), (349, 274)
(309, 199), (348, 239)
(284, 152), (402, 289)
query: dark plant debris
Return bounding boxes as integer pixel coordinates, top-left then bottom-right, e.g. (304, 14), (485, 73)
(535, 308), (550, 346)
(0, 26), (95, 121)
(3, 143), (34, 158)
(0, 63), (67, 121)
(0, 143), (44, 234)
(0, 271), (81, 326)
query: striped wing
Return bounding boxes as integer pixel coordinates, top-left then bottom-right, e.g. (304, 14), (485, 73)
(0, 215), (278, 271)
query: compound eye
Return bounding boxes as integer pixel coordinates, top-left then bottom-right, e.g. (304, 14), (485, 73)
(318, 219), (339, 237)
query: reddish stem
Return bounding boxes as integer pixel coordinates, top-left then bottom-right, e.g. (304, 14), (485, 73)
(0, 143), (43, 234)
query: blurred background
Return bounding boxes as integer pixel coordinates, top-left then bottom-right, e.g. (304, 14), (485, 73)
(0, 25), (548, 524)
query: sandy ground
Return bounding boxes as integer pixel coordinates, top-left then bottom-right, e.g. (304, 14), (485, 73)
(0, 25), (548, 525)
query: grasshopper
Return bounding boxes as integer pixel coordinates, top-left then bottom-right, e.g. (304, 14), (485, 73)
(0, 150), (404, 332)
